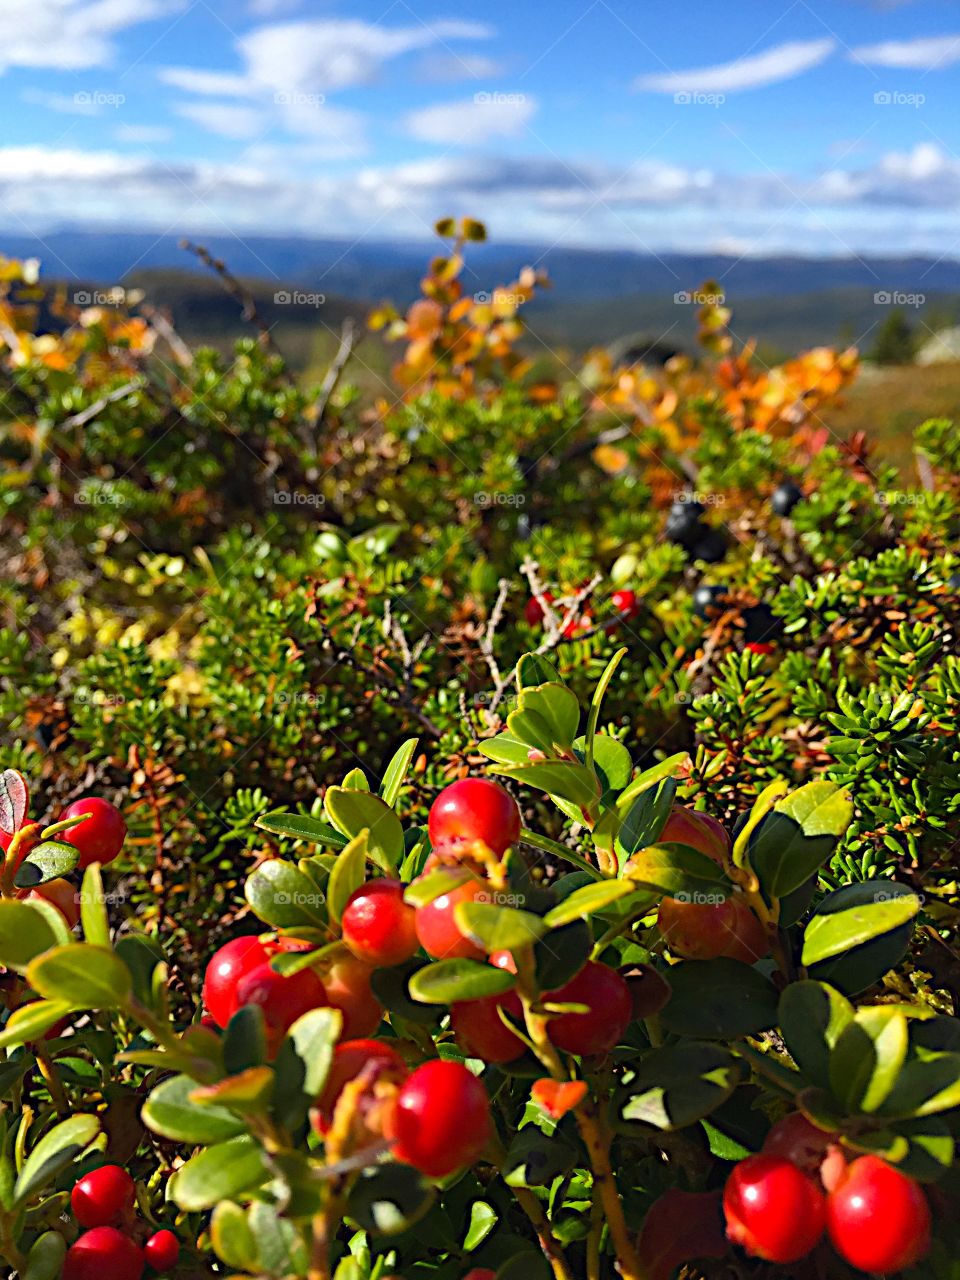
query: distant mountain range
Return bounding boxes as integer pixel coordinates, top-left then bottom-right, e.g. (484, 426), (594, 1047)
(5, 227), (960, 305)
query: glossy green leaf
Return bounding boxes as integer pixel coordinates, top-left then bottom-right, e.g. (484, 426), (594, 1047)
(616, 777), (678, 857)
(248, 1200), (309, 1275)
(477, 731), (532, 766)
(516, 652), (562, 690)
(27, 944), (131, 1009)
(0, 999), (73, 1050)
(749, 782), (853, 898)
(380, 737), (419, 807)
(326, 831), (369, 923)
(245, 858), (326, 929)
(142, 1074), (246, 1144)
(370, 959), (444, 1026)
(802, 882), (921, 967)
(211, 1202), (259, 1271)
(408, 958), (516, 1005)
(79, 863), (110, 948)
(621, 843), (729, 898)
(272, 1007), (342, 1132)
(509, 683), (580, 753)
(880, 1052), (960, 1118)
(13, 841), (80, 889)
(455, 901), (548, 952)
(14, 1114), (100, 1203)
(0, 900), (61, 972)
(347, 1165), (435, 1236)
(660, 959), (778, 1040)
(256, 812), (348, 848)
(829, 1008), (909, 1112)
(779, 981), (854, 1089)
(324, 788), (404, 871)
(574, 734), (632, 799)
(543, 879), (643, 927)
(223, 1005), (268, 1075)
(23, 1230), (66, 1280)
(617, 1043), (741, 1131)
(492, 759), (601, 810)
(615, 753), (688, 814)
(171, 1135), (266, 1211)
(731, 779), (789, 870)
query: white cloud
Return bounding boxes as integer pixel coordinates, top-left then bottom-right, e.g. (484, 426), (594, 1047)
(634, 37), (836, 94)
(175, 102), (266, 140)
(0, 0), (184, 73)
(418, 53), (506, 83)
(405, 95), (536, 145)
(159, 67), (252, 96)
(22, 88), (101, 116)
(116, 124), (173, 143)
(852, 34), (960, 69)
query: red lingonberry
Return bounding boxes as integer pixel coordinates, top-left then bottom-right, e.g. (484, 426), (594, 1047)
(202, 936), (274, 1028)
(746, 641), (776, 655)
(548, 961), (631, 1056)
(143, 1229), (179, 1272)
(762, 1112), (834, 1175)
(826, 1155), (931, 1274)
(658, 805), (730, 863)
(71, 1164), (136, 1228)
(723, 1154), (825, 1264)
(462, 1271), (497, 1280)
(451, 987), (525, 1063)
(561, 612), (592, 638)
(388, 1059), (491, 1178)
(427, 778), (521, 856)
(312, 1038), (407, 1135)
(62, 1227), (143, 1280)
(321, 954), (383, 1038)
(657, 892), (768, 964)
(234, 961), (327, 1052)
(341, 878), (419, 967)
(414, 871), (490, 961)
(21, 877), (81, 928)
(59, 797), (127, 868)
(611, 588), (639, 618)
(524, 592), (554, 626)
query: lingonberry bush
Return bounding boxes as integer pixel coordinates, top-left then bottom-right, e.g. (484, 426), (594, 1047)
(1, 222), (959, 1278)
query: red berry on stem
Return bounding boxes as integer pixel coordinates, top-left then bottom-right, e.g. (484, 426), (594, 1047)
(71, 1164), (135, 1228)
(762, 1112), (834, 1175)
(428, 778), (521, 855)
(143, 1229), (179, 1272)
(60, 798), (127, 868)
(202, 936), (274, 1028)
(656, 893), (768, 964)
(463, 1271), (496, 1280)
(341, 879), (419, 967)
(451, 988), (525, 1063)
(826, 1155), (931, 1274)
(723, 1154), (826, 1264)
(548, 961), (631, 1056)
(21, 877), (81, 928)
(414, 872), (490, 961)
(322, 954), (383, 1038)
(63, 1228), (143, 1280)
(389, 1060), (491, 1177)
(658, 805), (730, 864)
(312, 1037), (407, 1135)
(611, 588), (639, 618)
(234, 961), (327, 1052)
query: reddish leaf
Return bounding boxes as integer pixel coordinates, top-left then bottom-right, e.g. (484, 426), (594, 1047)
(0, 770), (28, 835)
(637, 1188), (727, 1280)
(531, 1079), (586, 1119)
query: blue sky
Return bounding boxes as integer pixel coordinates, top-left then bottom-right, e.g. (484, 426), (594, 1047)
(1, 0), (958, 256)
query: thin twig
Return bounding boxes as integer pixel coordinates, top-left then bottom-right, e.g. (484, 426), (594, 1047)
(179, 240), (279, 355)
(315, 318), (357, 422)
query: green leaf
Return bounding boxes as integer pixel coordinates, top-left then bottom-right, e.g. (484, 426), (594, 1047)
(0, 1000), (73, 1050)
(750, 781), (853, 898)
(617, 778), (678, 857)
(534, 920), (594, 990)
(880, 1052), (960, 1118)
(575, 734), (632, 801)
(543, 879), (643, 928)
(115, 934), (165, 1010)
(324, 788), (404, 871)
(615, 753), (688, 813)
(617, 1043), (742, 1131)
(464, 1199), (498, 1250)
(370, 959), (444, 1026)
(341, 768), (369, 792)
(380, 737), (419, 807)
(510, 683), (580, 753)
(171, 1135), (266, 1211)
(829, 1008), (909, 1112)
(503, 1126), (577, 1188)
(779, 982), (854, 1090)
(256, 812), (348, 848)
(490, 761), (600, 810)
(0, 900), (61, 972)
(27, 944), (131, 1009)
(346, 1165), (435, 1236)
(408, 959), (516, 1005)
(13, 841), (80, 889)
(326, 831), (369, 924)
(248, 1200), (309, 1274)
(79, 863), (110, 947)
(516, 652), (562, 690)
(245, 858), (327, 929)
(731, 779), (789, 870)
(620, 844), (729, 898)
(518, 829), (603, 880)
(142, 1074), (246, 1144)
(223, 1005), (268, 1075)
(454, 901), (548, 952)
(211, 1202), (259, 1271)
(802, 882), (921, 967)
(477, 731), (532, 766)
(23, 1230), (66, 1280)
(583, 648), (626, 777)
(272, 1007), (342, 1132)
(14, 1114), (100, 1203)
(660, 960), (778, 1040)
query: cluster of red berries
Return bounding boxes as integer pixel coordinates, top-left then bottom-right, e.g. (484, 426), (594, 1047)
(724, 1112), (931, 1272)
(636, 807), (768, 964)
(524, 587), (639, 637)
(64, 1165), (178, 1280)
(3, 794), (127, 929)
